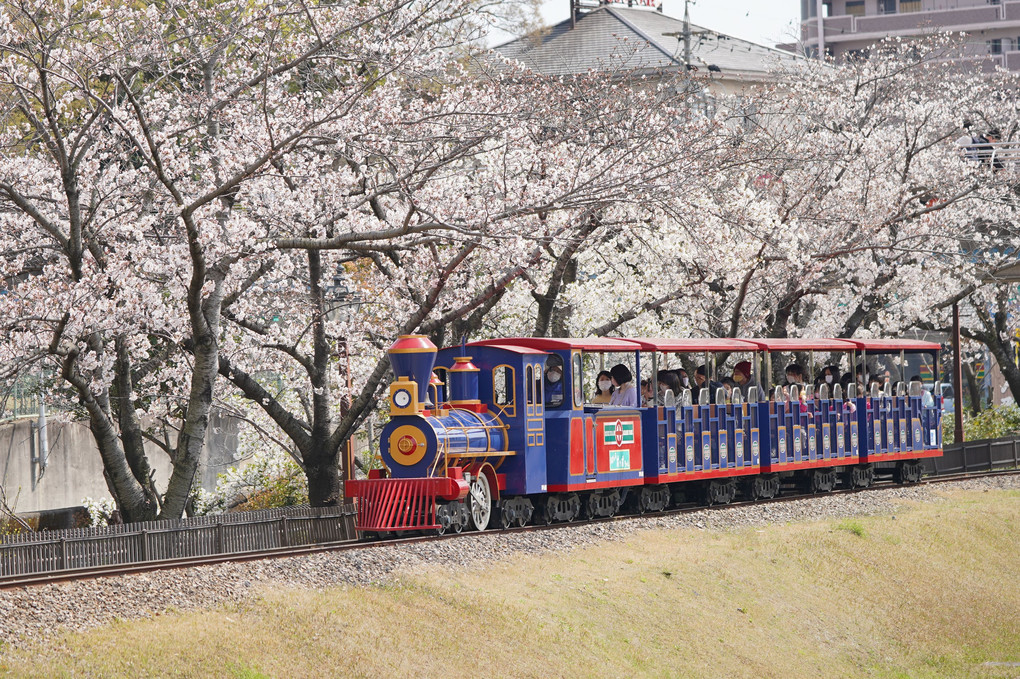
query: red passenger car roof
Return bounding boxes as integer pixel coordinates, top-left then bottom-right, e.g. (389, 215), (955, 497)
(627, 338), (760, 352)
(848, 339), (941, 352)
(745, 338), (859, 352)
(460, 343), (549, 355)
(468, 337), (642, 352)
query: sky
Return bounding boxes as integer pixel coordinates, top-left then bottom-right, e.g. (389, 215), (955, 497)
(538, 0), (803, 50)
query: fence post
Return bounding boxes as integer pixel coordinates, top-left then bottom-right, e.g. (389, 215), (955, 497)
(215, 522), (223, 554)
(281, 517), (289, 547)
(59, 538), (67, 570)
(141, 530), (149, 561)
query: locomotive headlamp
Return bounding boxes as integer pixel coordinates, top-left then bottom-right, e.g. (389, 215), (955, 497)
(390, 377), (419, 416)
(393, 388), (412, 409)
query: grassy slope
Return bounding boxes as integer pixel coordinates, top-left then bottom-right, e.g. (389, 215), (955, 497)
(2, 489), (1019, 678)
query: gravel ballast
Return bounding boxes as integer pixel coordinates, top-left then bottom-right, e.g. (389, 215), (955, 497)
(1, 476), (1017, 649)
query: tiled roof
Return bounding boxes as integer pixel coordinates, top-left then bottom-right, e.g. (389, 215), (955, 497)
(493, 7), (805, 79)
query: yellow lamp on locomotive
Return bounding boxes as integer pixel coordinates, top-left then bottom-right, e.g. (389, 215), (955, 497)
(390, 377), (420, 416)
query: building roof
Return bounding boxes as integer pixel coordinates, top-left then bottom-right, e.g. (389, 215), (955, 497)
(493, 7), (805, 80)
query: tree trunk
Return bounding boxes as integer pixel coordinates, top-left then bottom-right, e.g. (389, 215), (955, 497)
(306, 249), (342, 506)
(305, 441), (341, 506)
(114, 336), (160, 507)
(160, 285), (223, 519)
(961, 286), (1020, 410)
(963, 362), (982, 416)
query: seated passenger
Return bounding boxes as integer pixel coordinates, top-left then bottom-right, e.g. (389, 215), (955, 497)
(693, 365), (723, 404)
(640, 378), (658, 407)
(818, 365), (839, 388)
(855, 365), (871, 393)
(592, 370), (614, 405)
(722, 377), (737, 400)
(910, 375), (935, 408)
(785, 363), (805, 386)
(544, 357), (564, 408)
(608, 364), (638, 407)
(658, 371), (682, 403)
(732, 360), (757, 395)
(677, 368), (691, 391)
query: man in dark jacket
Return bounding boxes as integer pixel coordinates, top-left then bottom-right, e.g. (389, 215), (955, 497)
(693, 365), (724, 404)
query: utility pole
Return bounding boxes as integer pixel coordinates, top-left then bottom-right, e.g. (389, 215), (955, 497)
(815, 0), (825, 59)
(683, 0), (692, 69)
(952, 302), (964, 444)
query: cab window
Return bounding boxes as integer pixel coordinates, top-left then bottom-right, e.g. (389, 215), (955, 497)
(572, 353), (583, 407)
(493, 365), (516, 416)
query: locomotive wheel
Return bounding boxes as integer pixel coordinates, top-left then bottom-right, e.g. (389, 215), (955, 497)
(467, 473), (492, 531)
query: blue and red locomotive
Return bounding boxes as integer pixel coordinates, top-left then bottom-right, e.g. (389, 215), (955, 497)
(344, 335), (943, 535)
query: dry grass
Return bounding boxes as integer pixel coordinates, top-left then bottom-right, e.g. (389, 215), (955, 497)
(2, 489), (1019, 678)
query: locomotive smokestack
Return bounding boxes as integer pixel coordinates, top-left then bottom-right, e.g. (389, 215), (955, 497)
(388, 335), (438, 408)
(448, 356), (481, 405)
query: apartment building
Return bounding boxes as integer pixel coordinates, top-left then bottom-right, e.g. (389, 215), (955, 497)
(798, 0), (1020, 70)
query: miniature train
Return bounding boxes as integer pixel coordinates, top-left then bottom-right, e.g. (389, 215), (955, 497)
(344, 335), (943, 535)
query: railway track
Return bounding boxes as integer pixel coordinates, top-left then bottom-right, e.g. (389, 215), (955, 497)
(2, 468), (1016, 591)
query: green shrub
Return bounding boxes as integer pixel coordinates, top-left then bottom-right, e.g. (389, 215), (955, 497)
(940, 405), (1020, 444)
(942, 412), (955, 445)
(964, 404), (1020, 441)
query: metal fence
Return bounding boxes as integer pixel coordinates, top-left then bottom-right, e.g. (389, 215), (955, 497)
(0, 373), (40, 422)
(922, 436), (1020, 476)
(0, 504), (357, 579)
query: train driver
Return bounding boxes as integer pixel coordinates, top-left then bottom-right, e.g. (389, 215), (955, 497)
(544, 355), (565, 408)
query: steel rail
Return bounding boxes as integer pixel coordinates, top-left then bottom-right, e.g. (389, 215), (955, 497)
(2, 467), (1016, 591)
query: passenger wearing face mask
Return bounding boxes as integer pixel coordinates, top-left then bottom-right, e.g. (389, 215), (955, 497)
(732, 360), (759, 401)
(592, 370), (614, 405)
(544, 358), (565, 408)
(817, 365), (839, 391)
(785, 363), (806, 387)
(657, 371), (682, 404)
(677, 369), (691, 393)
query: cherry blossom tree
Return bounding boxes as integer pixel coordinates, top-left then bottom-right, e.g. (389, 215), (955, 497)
(213, 57), (733, 504)
(0, 0), (531, 519)
(0, 0), (737, 513)
(535, 38), (1020, 362)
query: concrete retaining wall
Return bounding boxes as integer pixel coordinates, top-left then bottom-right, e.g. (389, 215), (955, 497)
(0, 412), (240, 513)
